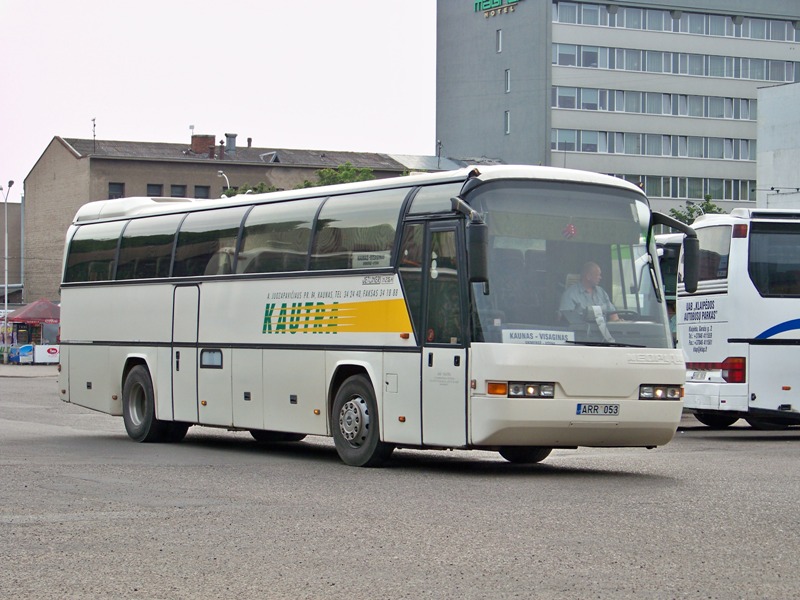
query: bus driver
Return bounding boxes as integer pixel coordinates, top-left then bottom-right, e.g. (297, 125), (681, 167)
(559, 261), (620, 322)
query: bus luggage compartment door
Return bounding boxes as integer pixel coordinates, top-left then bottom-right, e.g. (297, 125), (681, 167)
(749, 344), (800, 416)
(422, 347), (467, 447)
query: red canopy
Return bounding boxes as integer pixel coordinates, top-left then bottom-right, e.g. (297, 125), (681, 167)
(7, 299), (60, 325)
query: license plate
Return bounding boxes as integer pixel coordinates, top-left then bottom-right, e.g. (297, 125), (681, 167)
(690, 371), (706, 380)
(576, 403), (620, 416)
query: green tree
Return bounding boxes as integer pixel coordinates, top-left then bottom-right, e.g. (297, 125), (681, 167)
(297, 162), (376, 188)
(668, 195), (725, 224)
(222, 181), (279, 197)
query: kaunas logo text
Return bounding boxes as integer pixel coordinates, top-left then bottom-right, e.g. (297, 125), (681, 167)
(263, 302), (338, 334)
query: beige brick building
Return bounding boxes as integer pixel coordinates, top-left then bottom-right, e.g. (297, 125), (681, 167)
(24, 134), (461, 302)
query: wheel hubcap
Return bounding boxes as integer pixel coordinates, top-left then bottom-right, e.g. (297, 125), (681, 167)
(129, 384), (145, 427)
(339, 396), (370, 447)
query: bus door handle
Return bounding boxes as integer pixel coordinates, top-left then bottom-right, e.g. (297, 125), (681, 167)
(427, 353), (461, 367)
(176, 350), (180, 372)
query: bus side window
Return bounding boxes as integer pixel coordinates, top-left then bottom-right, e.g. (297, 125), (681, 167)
(174, 206), (248, 277)
(398, 223), (424, 340)
(696, 225), (731, 282)
(64, 221), (126, 283)
(426, 230), (461, 345)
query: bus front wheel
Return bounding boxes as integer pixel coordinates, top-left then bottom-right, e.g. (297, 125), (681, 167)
(499, 446), (552, 464)
(693, 411), (739, 429)
(122, 365), (171, 443)
(332, 375), (394, 467)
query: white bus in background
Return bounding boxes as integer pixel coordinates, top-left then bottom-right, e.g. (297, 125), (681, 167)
(58, 165), (699, 467)
(678, 209), (800, 429)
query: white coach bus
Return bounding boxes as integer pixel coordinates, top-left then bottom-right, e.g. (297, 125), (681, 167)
(678, 208), (800, 429)
(58, 165), (699, 466)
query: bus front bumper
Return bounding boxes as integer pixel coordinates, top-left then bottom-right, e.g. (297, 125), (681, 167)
(469, 396), (683, 448)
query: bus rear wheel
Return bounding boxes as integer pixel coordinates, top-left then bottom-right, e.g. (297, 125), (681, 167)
(250, 430), (307, 443)
(499, 446), (552, 464)
(693, 412), (739, 429)
(122, 365), (171, 443)
(332, 375), (394, 467)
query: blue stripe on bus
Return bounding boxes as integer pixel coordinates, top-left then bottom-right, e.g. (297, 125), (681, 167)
(755, 319), (800, 340)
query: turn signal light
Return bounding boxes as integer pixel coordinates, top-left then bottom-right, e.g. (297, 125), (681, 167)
(488, 382), (508, 395)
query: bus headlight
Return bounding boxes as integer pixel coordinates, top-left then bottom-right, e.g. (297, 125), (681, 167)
(507, 382), (555, 398)
(639, 385), (682, 400)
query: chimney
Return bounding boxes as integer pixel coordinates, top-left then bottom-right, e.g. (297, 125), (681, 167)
(247, 137), (252, 148)
(191, 134), (215, 154)
(219, 139), (225, 160)
(225, 133), (237, 155)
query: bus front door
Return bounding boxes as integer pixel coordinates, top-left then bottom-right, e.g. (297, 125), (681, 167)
(172, 285), (200, 423)
(421, 224), (468, 448)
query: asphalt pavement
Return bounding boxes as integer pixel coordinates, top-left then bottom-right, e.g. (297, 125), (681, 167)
(0, 363), (58, 378)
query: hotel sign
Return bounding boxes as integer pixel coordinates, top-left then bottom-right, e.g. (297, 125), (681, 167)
(474, 0), (524, 18)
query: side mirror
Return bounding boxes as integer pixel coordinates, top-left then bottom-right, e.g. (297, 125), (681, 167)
(467, 221), (489, 283)
(682, 236), (699, 294)
(651, 211), (699, 294)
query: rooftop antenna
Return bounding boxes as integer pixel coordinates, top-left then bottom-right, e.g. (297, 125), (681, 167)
(91, 118), (96, 152)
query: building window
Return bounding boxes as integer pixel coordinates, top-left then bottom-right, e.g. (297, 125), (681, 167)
(194, 185), (210, 199)
(557, 86), (577, 108)
(581, 46), (599, 68)
(108, 182), (125, 199)
(171, 185), (187, 198)
(496, 29), (502, 53)
(505, 69), (511, 93)
(504, 111), (511, 135)
(580, 130), (599, 152)
(147, 184), (163, 197)
(555, 44), (578, 66)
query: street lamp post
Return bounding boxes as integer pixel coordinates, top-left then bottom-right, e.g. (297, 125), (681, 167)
(217, 170), (230, 197)
(2, 180), (14, 363)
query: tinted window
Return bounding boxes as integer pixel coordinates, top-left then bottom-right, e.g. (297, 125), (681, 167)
(64, 221), (125, 283)
(397, 223), (425, 339)
(173, 207), (248, 277)
(239, 198), (322, 274)
(310, 189), (406, 270)
(696, 225), (731, 281)
(408, 183), (462, 214)
(116, 214), (182, 280)
(749, 221), (800, 296)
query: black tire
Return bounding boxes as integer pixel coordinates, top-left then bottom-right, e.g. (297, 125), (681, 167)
(745, 416), (791, 431)
(122, 365), (170, 443)
(250, 430), (307, 443)
(331, 375), (394, 467)
(694, 411), (739, 429)
(498, 446), (552, 464)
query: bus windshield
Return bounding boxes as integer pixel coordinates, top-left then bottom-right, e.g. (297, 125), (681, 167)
(466, 180), (670, 348)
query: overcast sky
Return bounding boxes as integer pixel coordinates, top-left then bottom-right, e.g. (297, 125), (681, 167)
(0, 0), (436, 203)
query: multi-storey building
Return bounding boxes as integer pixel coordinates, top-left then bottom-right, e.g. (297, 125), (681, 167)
(437, 0), (800, 212)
